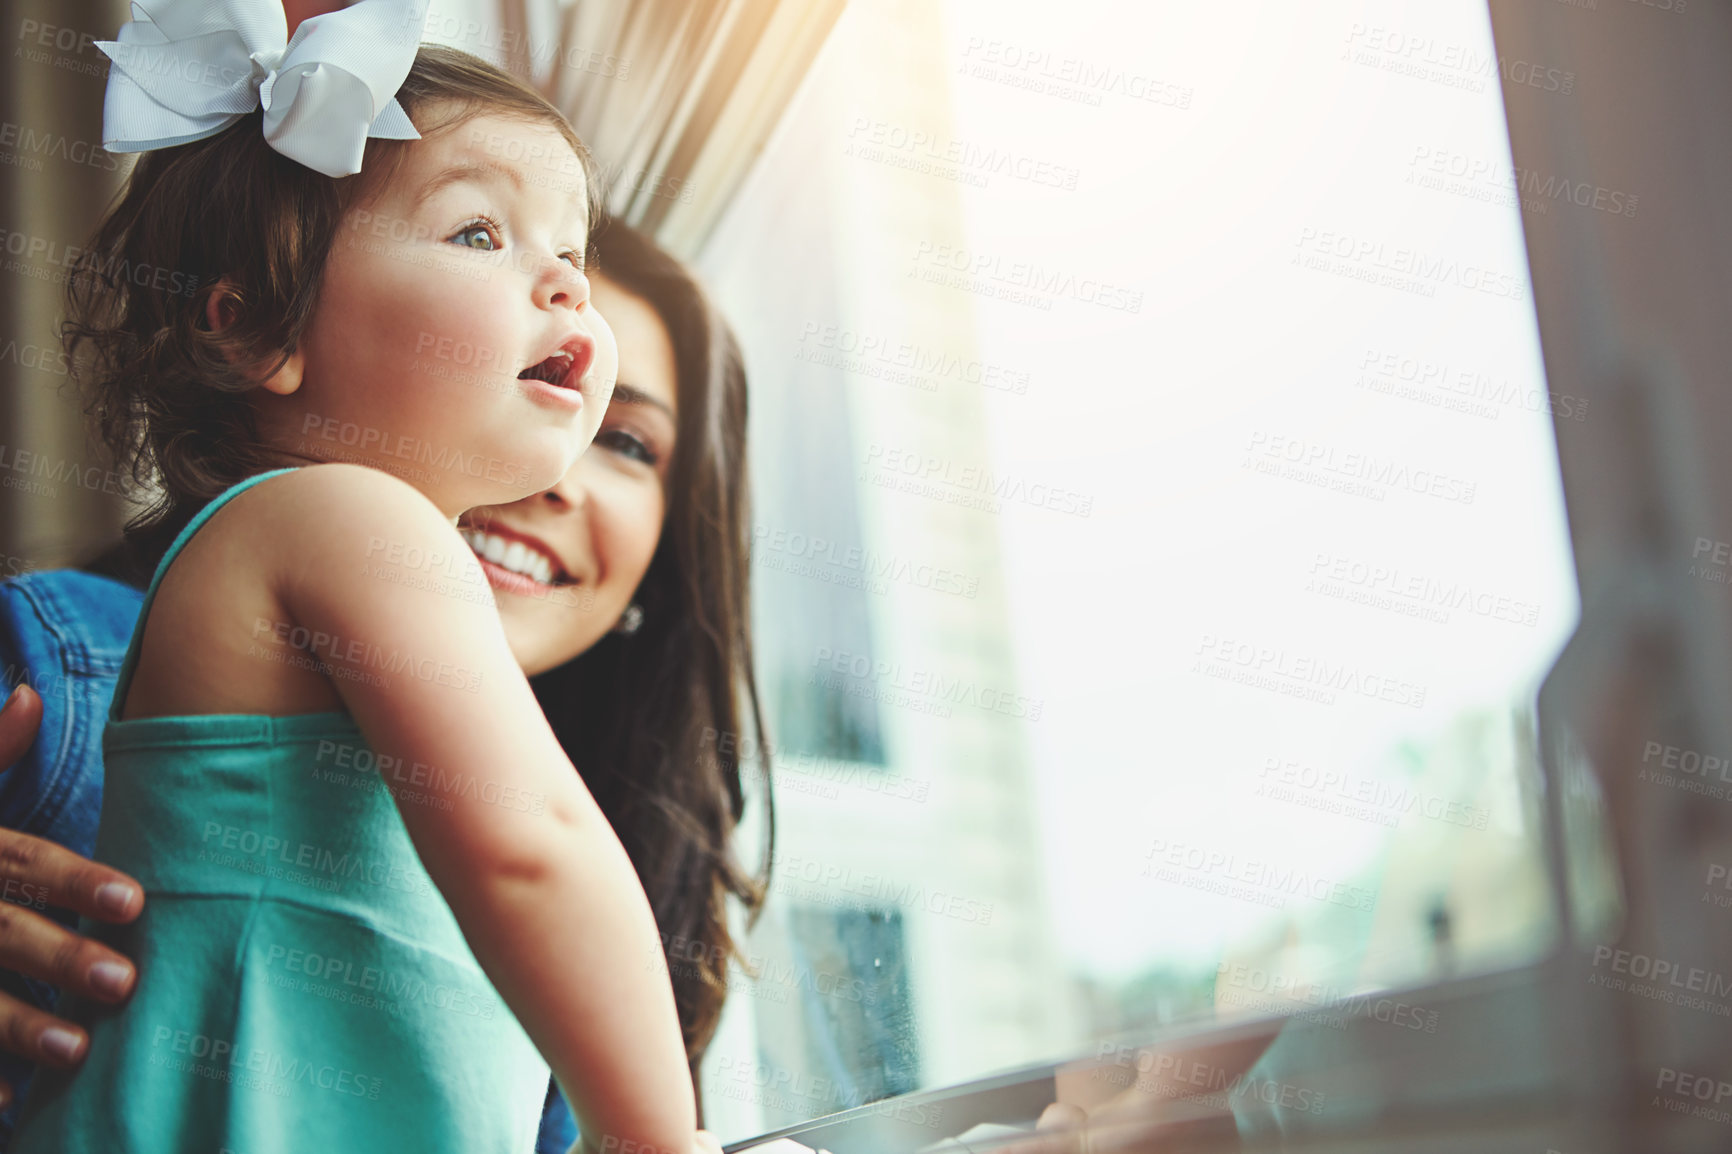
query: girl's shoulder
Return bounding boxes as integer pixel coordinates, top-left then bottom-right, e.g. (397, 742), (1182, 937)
(178, 464), (456, 597)
(119, 465), (466, 720)
(232, 465), (471, 597)
(231, 463), (447, 543)
(245, 461), (436, 510)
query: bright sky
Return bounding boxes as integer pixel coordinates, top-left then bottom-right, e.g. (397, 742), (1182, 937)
(935, 0), (1580, 977)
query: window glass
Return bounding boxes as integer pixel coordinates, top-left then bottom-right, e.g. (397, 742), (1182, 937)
(696, 0), (1579, 1136)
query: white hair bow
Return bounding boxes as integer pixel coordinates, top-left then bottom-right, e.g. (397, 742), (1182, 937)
(97, 0), (432, 178)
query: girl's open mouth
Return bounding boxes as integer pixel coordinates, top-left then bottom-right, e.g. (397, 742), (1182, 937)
(517, 336), (595, 393)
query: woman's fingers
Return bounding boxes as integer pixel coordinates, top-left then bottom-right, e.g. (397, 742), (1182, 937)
(0, 986), (89, 1071)
(0, 695), (143, 1068)
(0, 830), (142, 925)
(0, 690), (144, 932)
(0, 898), (136, 1009)
(0, 893), (135, 1066)
(0, 685), (44, 772)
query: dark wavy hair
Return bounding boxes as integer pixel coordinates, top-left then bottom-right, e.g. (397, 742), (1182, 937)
(525, 218), (773, 1095)
(64, 45), (595, 541)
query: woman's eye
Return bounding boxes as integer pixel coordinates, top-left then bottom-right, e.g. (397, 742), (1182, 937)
(597, 427), (657, 466)
(449, 222), (500, 251)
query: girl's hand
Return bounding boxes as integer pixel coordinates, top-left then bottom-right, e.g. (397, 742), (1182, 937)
(571, 1133), (727, 1154)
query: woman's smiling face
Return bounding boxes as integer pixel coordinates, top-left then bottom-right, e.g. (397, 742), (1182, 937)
(460, 272), (680, 676)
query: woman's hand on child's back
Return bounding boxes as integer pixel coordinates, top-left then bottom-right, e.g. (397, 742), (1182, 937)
(0, 685), (144, 1102)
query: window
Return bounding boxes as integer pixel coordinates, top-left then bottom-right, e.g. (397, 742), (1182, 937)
(695, 0), (1577, 1138)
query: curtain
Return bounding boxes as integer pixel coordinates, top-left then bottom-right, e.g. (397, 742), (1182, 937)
(478, 0), (847, 256)
(0, 0), (131, 570)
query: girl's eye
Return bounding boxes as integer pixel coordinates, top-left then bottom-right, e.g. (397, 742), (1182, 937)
(597, 427), (657, 466)
(449, 221), (500, 251)
(560, 251), (585, 271)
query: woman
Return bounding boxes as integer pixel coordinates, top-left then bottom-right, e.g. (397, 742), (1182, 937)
(0, 218), (774, 1149)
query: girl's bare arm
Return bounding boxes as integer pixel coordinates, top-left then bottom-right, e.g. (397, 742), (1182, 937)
(256, 465), (695, 1154)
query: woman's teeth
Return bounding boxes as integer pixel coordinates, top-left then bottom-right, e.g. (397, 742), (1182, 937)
(461, 529), (558, 585)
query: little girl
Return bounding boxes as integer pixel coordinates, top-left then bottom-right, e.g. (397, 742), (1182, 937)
(13, 8), (702, 1154)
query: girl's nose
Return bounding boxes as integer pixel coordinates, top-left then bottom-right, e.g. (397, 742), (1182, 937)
(534, 256), (591, 313)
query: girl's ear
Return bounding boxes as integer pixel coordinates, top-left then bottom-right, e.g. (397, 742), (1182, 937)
(203, 278), (242, 334)
(203, 278), (305, 396)
(255, 351), (305, 397)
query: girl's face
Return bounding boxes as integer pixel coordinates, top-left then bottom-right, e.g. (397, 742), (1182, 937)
(275, 113), (617, 516)
(460, 274), (680, 676)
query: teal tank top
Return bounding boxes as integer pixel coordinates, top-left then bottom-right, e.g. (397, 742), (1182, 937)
(13, 469), (550, 1153)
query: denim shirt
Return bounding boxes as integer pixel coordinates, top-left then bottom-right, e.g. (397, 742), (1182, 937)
(0, 570), (577, 1153)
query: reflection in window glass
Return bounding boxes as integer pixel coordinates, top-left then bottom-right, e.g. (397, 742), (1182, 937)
(774, 907), (921, 1116)
(758, 349), (888, 766)
(696, 0), (1579, 1138)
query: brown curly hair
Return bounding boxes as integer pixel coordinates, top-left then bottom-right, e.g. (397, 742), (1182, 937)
(64, 45), (596, 539)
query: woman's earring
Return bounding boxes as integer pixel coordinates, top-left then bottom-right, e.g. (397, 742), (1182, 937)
(614, 603), (644, 636)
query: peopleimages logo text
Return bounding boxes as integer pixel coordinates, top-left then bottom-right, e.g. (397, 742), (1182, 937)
(1295, 228), (1526, 301)
(911, 242), (1143, 313)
